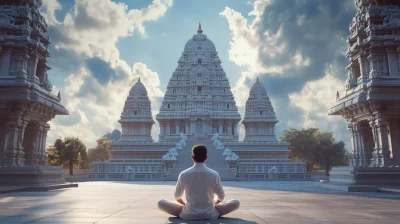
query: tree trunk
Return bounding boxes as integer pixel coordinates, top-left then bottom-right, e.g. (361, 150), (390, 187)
(325, 156), (330, 176)
(69, 159), (73, 175)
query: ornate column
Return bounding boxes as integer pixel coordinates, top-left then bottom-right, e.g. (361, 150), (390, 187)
(0, 47), (12, 76)
(23, 123), (41, 166)
(375, 117), (392, 166)
(353, 123), (362, 167)
(369, 119), (380, 166)
(4, 116), (28, 166)
(358, 52), (369, 82)
(39, 124), (50, 165)
(347, 124), (357, 166)
(218, 120), (223, 134)
(356, 124), (371, 167)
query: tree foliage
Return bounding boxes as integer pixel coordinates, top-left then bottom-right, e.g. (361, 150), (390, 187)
(280, 128), (348, 175)
(103, 129), (121, 140)
(46, 137), (88, 175)
(88, 137), (111, 163)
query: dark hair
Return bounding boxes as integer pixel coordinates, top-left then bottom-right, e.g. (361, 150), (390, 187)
(192, 144), (207, 163)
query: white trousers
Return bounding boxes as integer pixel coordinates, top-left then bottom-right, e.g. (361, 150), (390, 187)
(158, 199), (240, 218)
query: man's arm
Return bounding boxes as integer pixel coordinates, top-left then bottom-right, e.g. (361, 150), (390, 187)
(174, 174), (185, 205)
(214, 174), (225, 204)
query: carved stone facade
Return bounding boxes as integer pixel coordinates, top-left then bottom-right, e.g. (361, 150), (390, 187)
(242, 77), (278, 142)
(329, 0), (400, 185)
(119, 78), (154, 142)
(0, 0), (67, 185)
(156, 24), (241, 141)
(90, 26), (309, 181)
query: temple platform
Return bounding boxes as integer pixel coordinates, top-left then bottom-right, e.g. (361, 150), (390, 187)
(1, 181), (400, 224)
(329, 166), (400, 185)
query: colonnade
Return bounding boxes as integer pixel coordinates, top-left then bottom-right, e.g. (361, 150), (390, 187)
(0, 116), (49, 167)
(159, 118), (237, 137)
(348, 116), (400, 167)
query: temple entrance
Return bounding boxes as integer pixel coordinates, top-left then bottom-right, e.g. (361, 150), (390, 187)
(195, 118), (203, 135)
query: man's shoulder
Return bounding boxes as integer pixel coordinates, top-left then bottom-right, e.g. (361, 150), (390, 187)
(178, 166), (193, 177)
(205, 166), (220, 177)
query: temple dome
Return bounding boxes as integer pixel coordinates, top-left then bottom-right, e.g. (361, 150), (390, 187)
(184, 24), (216, 53)
(249, 77), (268, 99)
(128, 78), (148, 98)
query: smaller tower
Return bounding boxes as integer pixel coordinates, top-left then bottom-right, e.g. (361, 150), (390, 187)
(242, 78), (278, 142)
(119, 79), (155, 142)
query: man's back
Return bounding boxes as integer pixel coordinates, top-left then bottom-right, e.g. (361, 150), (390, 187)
(174, 163), (225, 220)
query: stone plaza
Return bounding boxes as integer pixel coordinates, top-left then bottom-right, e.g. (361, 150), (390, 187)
(1, 181), (400, 224)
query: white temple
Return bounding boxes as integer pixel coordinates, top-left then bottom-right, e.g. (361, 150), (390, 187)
(156, 24), (241, 141)
(90, 25), (309, 181)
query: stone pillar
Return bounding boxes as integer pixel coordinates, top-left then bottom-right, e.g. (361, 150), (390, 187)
(38, 124), (50, 165)
(23, 123), (41, 166)
(356, 124), (372, 167)
(375, 117), (392, 166)
(0, 47), (12, 76)
(218, 120), (223, 135)
(369, 119), (380, 166)
(228, 122), (232, 135)
(4, 117), (28, 166)
(347, 124), (357, 166)
(386, 47), (398, 76)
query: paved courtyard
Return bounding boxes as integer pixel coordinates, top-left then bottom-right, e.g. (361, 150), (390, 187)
(0, 181), (400, 224)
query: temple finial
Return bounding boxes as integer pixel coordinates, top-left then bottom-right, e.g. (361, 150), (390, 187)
(256, 76), (259, 83)
(197, 23), (203, 34)
(138, 76), (141, 82)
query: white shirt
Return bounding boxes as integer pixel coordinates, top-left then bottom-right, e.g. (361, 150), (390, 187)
(174, 163), (225, 220)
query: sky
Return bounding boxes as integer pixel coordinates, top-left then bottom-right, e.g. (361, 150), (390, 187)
(41, 0), (357, 149)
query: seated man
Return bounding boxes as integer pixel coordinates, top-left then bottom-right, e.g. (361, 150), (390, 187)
(158, 144), (240, 220)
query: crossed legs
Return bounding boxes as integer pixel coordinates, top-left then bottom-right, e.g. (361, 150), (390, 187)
(158, 199), (183, 217)
(158, 199), (240, 218)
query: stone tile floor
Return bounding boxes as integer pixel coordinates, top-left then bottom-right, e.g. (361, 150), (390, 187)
(0, 181), (400, 224)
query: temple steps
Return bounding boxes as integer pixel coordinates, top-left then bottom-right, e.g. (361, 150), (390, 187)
(166, 137), (236, 181)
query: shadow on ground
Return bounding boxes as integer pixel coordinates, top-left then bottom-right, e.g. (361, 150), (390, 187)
(167, 217), (257, 224)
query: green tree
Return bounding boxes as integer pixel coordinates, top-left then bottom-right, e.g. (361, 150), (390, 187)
(88, 137), (111, 163)
(280, 128), (348, 174)
(48, 137), (88, 175)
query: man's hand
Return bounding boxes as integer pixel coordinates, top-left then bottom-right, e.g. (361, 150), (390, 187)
(214, 199), (222, 204)
(177, 199), (185, 205)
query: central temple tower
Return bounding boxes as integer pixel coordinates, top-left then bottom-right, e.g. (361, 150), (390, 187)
(156, 24), (241, 141)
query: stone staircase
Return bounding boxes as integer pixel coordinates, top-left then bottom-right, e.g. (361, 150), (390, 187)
(165, 136), (236, 180)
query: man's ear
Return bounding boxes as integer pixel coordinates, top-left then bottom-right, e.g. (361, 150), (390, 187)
(192, 156), (195, 162)
(205, 155), (208, 161)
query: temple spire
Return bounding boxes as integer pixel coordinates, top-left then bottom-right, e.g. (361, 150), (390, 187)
(197, 23), (203, 34)
(256, 76), (259, 83)
(138, 76), (141, 82)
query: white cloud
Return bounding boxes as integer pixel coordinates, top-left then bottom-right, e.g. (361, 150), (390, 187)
(41, 0), (62, 26)
(220, 0), (354, 146)
(44, 0), (171, 147)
